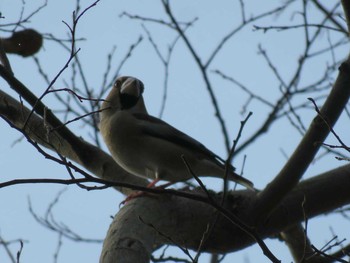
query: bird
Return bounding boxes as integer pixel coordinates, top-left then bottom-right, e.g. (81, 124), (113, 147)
(99, 76), (254, 190)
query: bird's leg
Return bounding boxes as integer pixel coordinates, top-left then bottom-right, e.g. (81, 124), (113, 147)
(120, 179), (174, 205)
(146, 178), (160, 188)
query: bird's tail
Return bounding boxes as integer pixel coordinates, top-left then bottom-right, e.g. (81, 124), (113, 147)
(213, 156), (254, 190)
(227, 170), (255, 191)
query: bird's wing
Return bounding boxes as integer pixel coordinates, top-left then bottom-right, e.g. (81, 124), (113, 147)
(133, 113), (222, 163)
(133, 113), (255, 190)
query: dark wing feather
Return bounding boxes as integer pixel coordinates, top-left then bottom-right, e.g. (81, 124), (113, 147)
(133, 113), (223, 164)
(133, 113), (254, 190)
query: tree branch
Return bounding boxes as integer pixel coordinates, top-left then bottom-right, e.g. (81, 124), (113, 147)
(252, 57), (350, 221)
(0, 89), (147, 194)
(101, 164), (350, 261)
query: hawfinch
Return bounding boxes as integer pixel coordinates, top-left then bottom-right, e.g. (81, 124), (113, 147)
(100, 76), (254, 190)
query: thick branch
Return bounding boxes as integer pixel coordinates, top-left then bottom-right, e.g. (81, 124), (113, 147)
(100, 164), (350, 262)
(0, 89), (147, 194)
(252, 59), (350, 221)
(0, 65), (79, 148)
(281, 225), (332, 263)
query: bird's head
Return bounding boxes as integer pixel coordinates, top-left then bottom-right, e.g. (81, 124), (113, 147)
(118, 76), (144, 110)
(101, 76), (147, 113)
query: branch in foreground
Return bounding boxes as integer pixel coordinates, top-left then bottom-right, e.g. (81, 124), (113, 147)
(1, 29), (43, 57)
(252, 59), (350, 221)
(0, 89), (147, 194)
(100, 164), (350, 262)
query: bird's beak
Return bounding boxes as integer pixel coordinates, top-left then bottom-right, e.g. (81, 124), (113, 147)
(120, 77), (142, 97)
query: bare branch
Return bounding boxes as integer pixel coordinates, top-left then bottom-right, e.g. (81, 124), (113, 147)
(253, 60), (350, 221)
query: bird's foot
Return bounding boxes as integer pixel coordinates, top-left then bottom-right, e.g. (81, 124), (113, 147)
(120, 179), (173, 206)
(119, 190), (148, 206)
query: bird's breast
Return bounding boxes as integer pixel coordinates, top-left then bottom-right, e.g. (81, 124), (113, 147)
(100, 112), (157, 180)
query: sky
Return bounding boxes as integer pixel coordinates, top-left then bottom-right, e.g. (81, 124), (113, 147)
(0, 0), (349, 262)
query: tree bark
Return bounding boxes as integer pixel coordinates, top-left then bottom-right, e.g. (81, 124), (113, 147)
(100, 165), (350, 262)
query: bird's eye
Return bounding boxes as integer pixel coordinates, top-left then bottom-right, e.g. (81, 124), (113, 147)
(114, 80), (122, 88)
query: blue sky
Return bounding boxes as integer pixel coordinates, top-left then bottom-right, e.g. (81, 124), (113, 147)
(0, 0), (349, 262)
